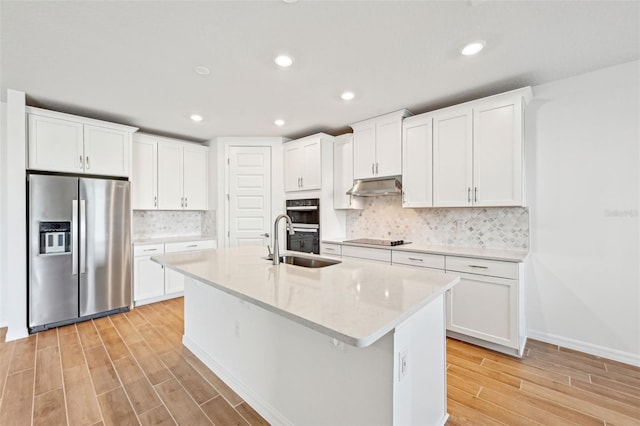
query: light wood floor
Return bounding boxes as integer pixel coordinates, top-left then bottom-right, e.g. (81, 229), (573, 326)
(1, 298), (639, 425)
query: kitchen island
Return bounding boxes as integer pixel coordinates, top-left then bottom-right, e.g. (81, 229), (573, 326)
(152, 246), (459, 425)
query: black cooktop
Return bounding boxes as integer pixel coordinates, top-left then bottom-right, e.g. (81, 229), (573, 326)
(344, 238), (410, 247)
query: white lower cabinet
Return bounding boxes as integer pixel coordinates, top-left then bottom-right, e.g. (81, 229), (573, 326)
(133, 239), (216, 305)
(445, 256), (524, 356)
(320, 242), (342, 259)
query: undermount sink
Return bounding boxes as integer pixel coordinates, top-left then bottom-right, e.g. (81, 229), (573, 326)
(265, 254), (341, 268)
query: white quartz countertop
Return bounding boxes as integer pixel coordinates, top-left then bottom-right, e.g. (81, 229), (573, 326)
(152, 246), (459, 348)
(323, 239), (528, 262)
(133, 236), (216, 245)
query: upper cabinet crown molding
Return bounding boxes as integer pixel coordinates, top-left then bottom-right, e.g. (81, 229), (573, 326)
(284, 133), (333, 192)
(350, 109), (412, 180)
(132, 132), (209, 211)
(26, 106), (138, 177)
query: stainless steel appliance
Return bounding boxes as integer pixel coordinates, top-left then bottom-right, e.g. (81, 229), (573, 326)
(344, 238), (410, 246)
(285, 198), (320, 254)
(28, 173), (131, 332)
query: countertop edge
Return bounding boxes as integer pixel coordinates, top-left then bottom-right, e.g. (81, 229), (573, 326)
(134, 236), (216, 245)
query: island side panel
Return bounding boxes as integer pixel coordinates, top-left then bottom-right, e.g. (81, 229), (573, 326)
(183, 277), (395, 426)
(393, 293), (448, 425)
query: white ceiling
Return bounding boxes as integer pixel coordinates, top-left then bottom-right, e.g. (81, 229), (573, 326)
(2, 1), (639, 142)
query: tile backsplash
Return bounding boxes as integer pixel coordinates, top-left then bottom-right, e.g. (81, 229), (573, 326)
(346, 196), (529, 250)
(132, 210), (216, 240)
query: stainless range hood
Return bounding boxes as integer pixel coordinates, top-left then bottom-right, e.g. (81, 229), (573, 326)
(346, 176), (402, 197)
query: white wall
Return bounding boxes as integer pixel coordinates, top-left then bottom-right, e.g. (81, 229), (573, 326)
(0, 102), (6, 327)
(525, 60), (640, 365)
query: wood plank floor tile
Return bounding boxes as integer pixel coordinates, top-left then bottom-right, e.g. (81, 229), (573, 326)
(201, 395), (250, 426)
(123, 309), (150, 328)
(481, 357), (571, 387)
(110, 316), (144, 345)
(60, 343), (86, 371)
(34, 345), (63, 395)
(97, 327), (129, 362)
(136, 324), (175, 355)
(58, 325), (81, 347)
(97, 387), (138, 426)
(112, 356), (161, 415)
(235, 402), (270, 426)
(63, 365), (103, 426)
(447, 372), (482, 396)
(8, 335), (36, 374)
(448, 354), (522, 388)
(0, 339), (15, 398)
(179, 347), (244, 407)
(77, 320), (102, 350)
(605, 361), (640, 380)
(125, 341), (173, 385)
(84, 346), (121, 395)
(448, 385), (536, 425)
(138, 405), (176, 426)
(590, 371), (640, 395)
(446, 398), (505, 426)
(33, 388), (67, 426)
(0, 368), (35, 426)
(154, 378), (212, 425)
(92, 317), (113, 332)
(526, 347), (608, 375)
(571, 378), (640, 413)
(160, 351), (219, 404)
(36, 328), (58, 350)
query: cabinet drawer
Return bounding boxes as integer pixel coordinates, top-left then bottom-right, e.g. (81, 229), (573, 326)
(392, 251), (444, 270)
(164, 239), (216, 253)
(446, 256), (518, 279)
(320, 243), (342, 257)
(342, 245), (391, 263)
(134, 243), (165, 257)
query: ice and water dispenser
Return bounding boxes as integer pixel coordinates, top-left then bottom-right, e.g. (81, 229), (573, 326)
(39, 222), (71, 254)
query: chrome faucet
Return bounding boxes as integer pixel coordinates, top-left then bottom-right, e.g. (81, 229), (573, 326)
(273, 213), (295, 265)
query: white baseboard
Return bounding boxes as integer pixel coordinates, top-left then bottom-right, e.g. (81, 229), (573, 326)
(527, 329), (640, 367)
(182, 335), (292, 426)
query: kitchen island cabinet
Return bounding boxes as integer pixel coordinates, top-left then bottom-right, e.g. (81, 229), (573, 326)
(153, 246), (459, 426)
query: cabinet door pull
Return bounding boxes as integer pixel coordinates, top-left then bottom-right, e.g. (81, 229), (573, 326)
(181, 197), (184, 208)
(474, 187), (478, 203)
(325, 247), (335, 251)
(408, 257), (423, 262)
(371, 163), (375, 175)
(85, 156), (90, 169)
(300, 177), (303, 188)
(153, 196), (157, 207)
(79, 155), (84, 169)
(185, 197), (188, 208)
(143, 248), (158, 252)
(467, 187), (471, 203)
(375, 162), (379, 175)
(469, 265), (488, 269)
(186, 244), (198, 248)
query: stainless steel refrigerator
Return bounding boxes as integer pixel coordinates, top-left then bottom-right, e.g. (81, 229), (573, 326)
(28, 173), (131, 332)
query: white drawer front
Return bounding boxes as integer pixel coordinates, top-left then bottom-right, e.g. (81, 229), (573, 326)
(392, 251), (445, 270)
(165, 239), (216, 253)
(342, 245), (391, 263)
(445, 256), (518, 279)
(134, 243), (165, 257)
(321, 243), (342, 257)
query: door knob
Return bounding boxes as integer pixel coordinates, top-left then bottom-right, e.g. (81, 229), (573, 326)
(260, 233), (270, 238)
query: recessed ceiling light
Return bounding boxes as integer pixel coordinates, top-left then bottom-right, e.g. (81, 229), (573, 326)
(461, 41), (485, 56)
(282, 0), (298, 3)
(274, 119), (286, 126)
(194, 66), (210, 75)
(274, 55), (294, 68)
(340, 91), (356, 101)
(190, 114), (203, 122)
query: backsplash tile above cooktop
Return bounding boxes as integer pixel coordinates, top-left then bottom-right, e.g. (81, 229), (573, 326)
(346, 196), (528, 250)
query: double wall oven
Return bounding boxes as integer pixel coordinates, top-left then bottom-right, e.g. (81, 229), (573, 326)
(285, 198), (320, 254)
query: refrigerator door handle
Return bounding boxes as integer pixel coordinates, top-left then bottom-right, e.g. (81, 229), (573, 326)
(80, 200), (87, 274)
(72, 200), (79, 275)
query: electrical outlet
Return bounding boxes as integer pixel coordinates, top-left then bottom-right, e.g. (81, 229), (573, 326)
(399, 350), (408, 381)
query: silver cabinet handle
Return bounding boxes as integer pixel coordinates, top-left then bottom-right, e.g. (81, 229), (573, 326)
(325, 247), (336, 251)
(300, 177), (303, 188)
(371, 163), (375, 175)
(469, 265), (489, 269)
(185, 197), (188, 208)
(79, 200), (86, 274)
(474, 187), (478, 203)
(79, 156), (84, 170)
(260, 233), (270, 237)
(85, 156), (90, 170)
(143, 248), (158, 252)
(402, 191), (406, 203)
(72, 200), (78, 275)
(408, 257), (423, 262)
(186, 244), (198, 248)
(153, 196), (157, 207)
(468, 187), (471, 203)
(375, 162), (379, 175)
(181, 197), (184, 208)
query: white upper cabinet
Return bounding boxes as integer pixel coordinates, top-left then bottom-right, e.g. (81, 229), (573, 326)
(333, 134), (364, 210)
(351, 109), (412, 180)
(133, 133), (208, 211)
(132, 135), (158, 209)
(402, 114), (434, 208)
(27, 107), (137, 177)
(432, 88), (531, 207)
(284, 134), (326, 192)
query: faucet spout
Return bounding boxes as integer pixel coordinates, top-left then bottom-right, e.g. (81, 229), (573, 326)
(273, 213), (294, 265)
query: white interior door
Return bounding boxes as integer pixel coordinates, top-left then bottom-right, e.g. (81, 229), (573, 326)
(227, 146), (272, 248)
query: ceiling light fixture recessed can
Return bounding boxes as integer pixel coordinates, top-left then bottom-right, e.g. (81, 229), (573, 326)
(194, 66), (210, 75)
(340, 91), (356, 101)
(461, 41), (485, 56)
(274, 55), (294, 68)
(274, 119), (286, 126)
(190, 114), (203, 122)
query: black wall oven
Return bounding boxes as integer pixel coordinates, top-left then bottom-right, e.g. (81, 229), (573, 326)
(286, 198), (320, 254)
